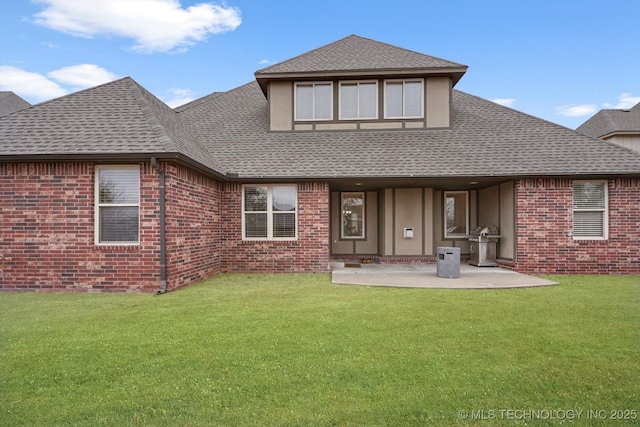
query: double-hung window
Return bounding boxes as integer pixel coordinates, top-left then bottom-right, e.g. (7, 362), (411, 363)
(243, 185), (297, 240)
(295, 82), (332, 121)
(339, 81), (377, 120)
(385, 79), (423, 118)
(95, 165), (140, 245)
(573, 181), (608, 239)
(444, 191), (469, 238)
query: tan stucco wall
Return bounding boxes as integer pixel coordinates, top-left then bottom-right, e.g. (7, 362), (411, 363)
(425, 77), (451, 128)
(269, 81), (292, 131)
(394, 189), (423, 255)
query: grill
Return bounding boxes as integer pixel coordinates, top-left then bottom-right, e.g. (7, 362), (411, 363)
(468, 225), (500, 267)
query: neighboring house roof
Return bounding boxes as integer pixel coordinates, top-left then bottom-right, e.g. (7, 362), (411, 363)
(2, 35), (640, 182)
(0, 77), (224, 176)
(176, 81), (640, 179)
(576, 102), (640, 138)
(254, 34), (468, 94)
(0, 91), (31, 117)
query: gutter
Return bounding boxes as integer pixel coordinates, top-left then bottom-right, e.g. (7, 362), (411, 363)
(151, 157), (167, 294)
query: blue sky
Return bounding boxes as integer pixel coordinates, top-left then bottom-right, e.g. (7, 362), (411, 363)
(1, 0), (638, 129)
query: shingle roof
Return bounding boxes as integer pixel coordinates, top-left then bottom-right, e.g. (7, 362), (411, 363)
(177, 81), (640, 179)
(0, 91), (31, 117)
(0, 77), (223, 174)
(576, 102), (640, 138)
(254, 35), (468, 94)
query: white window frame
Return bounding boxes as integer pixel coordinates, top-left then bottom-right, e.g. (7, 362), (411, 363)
(572, 180), (608, 240)
(242, 184), (298, 241)
(444, 191), (469, 239)
(384, 79), (424, 119)
(341, 192), (366, 239)
(95, 165), (140, 245)
(294, 82), (333, 121)
(339, 80), (378, 120)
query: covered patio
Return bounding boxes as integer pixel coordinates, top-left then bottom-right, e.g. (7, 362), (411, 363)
(332, 262), (557, 289)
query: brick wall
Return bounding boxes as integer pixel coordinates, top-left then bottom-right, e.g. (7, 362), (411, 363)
(0, 162), (161, 292)
(164, 163), (221, 290)
(511, 178), (640, 274)
(221, 181), (331, 273)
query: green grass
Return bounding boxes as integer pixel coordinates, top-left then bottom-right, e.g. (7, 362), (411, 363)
(1, 274), (639, 426)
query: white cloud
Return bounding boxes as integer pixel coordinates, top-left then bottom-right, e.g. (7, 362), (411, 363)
(0, 65), (68, 102)
(47, 64), (119, 90)
(555, 103), (597, 117)
(33, 0), (242, 53)
(603, 92), (640, 109)
(258, 59), (273, 66)
(491, 98), (516, 108)
(164, 88), (195, 108)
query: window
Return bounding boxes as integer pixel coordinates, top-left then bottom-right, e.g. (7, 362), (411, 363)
(95, 165), (140, 244)
(444, 191), (468, 238)
(339, 81), (377, 120)
(295, 82), (332, 121)
(243, 185), (297, 240)
(573, 181), (608, 239)
(341, 192), (365, 239)
(385, 79), (423, 118)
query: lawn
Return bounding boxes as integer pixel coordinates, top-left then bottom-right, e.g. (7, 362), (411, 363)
(1, 274), (638, 426)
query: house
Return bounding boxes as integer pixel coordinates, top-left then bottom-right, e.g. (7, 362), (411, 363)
(576, 102), (640, 152)
(1, 35), (639, 293)
(0, 92), (31, 117)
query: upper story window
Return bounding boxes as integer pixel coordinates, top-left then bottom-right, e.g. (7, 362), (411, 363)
(243, 185), (297, 240)
(385, 79), (423, 119)
(295, 82), (332, 121)
(573, 181), (608, 240)
(95, 165), (140, 245)
(339, 81), (377, 120)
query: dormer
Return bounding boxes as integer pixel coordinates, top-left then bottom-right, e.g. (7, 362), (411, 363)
(254, 35), (468, 132)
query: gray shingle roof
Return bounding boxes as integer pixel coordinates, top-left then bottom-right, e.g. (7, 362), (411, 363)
(177, 81), (640, 179)
(0, 91), (31, 117)
(0, 77), (223, 174)
(256, 35), (467, 75)
(576, 102), (640, 138)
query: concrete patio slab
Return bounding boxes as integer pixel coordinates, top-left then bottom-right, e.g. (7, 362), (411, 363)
(332, 262), (557, 289)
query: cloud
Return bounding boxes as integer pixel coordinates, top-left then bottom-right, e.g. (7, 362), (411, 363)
(32, 0), (241, 53)
(164, 88), (195, 108)
(0, 64), (119, 103)
(258, 59), (273, 66)
(491, 98), (516, 108)
(555, 104), (597, 117)
(0, 65), (68, 102)
(603, 92), (640, 109)
(47, 64), (119, 90)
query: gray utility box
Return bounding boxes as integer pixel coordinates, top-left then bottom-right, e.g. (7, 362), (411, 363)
(436, 247), (460, 278)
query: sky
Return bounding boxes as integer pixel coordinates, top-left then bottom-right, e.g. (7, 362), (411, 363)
(0, 0), (638, 129)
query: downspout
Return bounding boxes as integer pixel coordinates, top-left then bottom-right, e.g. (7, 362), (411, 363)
(151, 158), (167, 294)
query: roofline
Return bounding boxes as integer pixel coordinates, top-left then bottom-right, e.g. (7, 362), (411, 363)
(598, 130), (640, 139)
(0, 152), (229, 182)
(255, 67), (468, 94)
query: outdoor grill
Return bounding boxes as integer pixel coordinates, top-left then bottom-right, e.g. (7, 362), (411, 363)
(468, 225), (501, 267)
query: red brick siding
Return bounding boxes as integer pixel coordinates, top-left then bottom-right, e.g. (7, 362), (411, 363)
(511, 178), (640, 274)
(164, 163), (221, 290)
(221, 182), (331, 273)
(0, 162), (161, 292)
